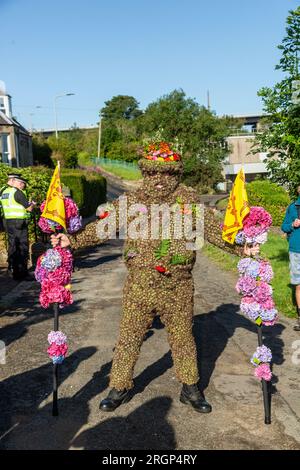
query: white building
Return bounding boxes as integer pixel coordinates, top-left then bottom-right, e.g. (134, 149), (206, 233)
(0, 81), (33, 167)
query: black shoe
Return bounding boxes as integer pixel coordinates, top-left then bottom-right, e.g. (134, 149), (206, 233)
(180, 383), (212, 413)
(99, 388), (131, 412)
(294, 310), (300, 331)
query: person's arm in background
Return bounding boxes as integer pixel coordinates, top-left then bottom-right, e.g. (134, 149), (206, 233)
(281, 204), (300, 233)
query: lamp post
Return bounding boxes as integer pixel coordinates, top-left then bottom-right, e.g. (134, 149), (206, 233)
(54, 93), (75, 139)
(29, 106), (42, 134)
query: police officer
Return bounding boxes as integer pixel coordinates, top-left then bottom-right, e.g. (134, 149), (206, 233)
(0, 174), (35, 280)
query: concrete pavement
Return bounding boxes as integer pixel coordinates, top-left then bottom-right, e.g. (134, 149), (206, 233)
(0, 239), (299, 449)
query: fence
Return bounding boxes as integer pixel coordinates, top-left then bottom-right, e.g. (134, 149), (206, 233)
(91, 157), (139, 169)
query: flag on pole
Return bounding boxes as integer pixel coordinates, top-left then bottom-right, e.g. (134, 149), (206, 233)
(222, 168), (250, 244)
(41, 162), (66, 230)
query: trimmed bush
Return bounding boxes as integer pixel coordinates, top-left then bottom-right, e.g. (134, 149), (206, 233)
(0, 164), (106, 245)
(61, 169), (106, 217)
(247, 180), (290, 226)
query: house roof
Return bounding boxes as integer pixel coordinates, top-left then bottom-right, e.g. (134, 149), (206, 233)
(0, 110), (30, 135)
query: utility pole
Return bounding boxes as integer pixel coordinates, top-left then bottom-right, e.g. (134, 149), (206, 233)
(207, 90), (210, 111)
(97, 111), (102, 159)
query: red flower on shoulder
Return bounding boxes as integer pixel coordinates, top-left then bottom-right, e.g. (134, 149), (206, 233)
(99, 211), (110, 219)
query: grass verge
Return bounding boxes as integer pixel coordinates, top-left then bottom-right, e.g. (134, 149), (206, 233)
(100, 163), (142, 181)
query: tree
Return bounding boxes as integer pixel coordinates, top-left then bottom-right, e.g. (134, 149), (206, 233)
(47, 134), (78, 168)
(254, 7), (300, 195)
(101, 95), (143, 121)
(142, 89), (238, 191)
(142, 89), (200, 142)
(32, 133), (54, 168)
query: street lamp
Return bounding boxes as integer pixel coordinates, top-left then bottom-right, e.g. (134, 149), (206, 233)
(54, 93), (75, 139)
(29, 106), (42, 134)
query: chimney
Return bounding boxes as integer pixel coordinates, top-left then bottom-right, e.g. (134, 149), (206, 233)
(0, 80), (13, 118)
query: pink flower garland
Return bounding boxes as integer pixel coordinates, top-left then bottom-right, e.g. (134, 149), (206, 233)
(38, 197), (82, 234)
(35, 247), (73, 309)
(47, 330), (68, 364)
(234, 205), (276, 382)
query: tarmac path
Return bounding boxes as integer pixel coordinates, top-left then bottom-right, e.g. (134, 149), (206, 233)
(0, 176), (300, 450)
(0, 238), (300, 450)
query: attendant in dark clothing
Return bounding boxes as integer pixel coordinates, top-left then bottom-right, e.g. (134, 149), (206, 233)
(0, 174), (35, 280)
(281, 186), (300, 331)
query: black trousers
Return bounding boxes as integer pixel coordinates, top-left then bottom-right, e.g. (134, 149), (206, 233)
(4, 219), (29, 278)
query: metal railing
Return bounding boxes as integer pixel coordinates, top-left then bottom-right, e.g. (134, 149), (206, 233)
(91, 157), (139, 169)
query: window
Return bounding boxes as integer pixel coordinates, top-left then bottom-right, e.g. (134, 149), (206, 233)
(0, 134), (9, 164)
(0, 97), (5, 113)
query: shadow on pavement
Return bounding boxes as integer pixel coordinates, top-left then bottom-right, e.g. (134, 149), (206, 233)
(0, 346), (97, 449)
(71, 396), (175, 450)
(194, 303), (285, 393)
(0, 298), (84, 347)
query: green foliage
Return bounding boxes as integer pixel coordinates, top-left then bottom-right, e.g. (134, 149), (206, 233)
(0, 163), (52, 205)
(247, 180), (290, 226)
(154, 239), (171, 260)
(32, 134), (54, 168)
(106, 140), (140, 162)
(0, 164), (106, 235)
(170, 254), (191, 265)
(101, 95), (143, 121)
(47, 134), (78, 168)
(0, 163), (52, 241)
(78, 151), (92, 166)
(254, 7), (300, 196)
(141, 89), (239, 192)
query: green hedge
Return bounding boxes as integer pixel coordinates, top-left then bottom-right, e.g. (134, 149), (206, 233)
(247, 180), (290, 226)
(61, 169), (107, 217)
(0, 164), (107, 243)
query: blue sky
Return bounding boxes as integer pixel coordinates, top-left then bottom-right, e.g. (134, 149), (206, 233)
(1, 0), (298, 130)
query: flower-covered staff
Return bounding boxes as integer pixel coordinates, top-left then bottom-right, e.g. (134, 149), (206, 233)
(36, 163), (76, 416)
(35, 246), (73, 308)
(222, 168), (274, 424)
(251, 345), (272, 382)
(233, 204), (275, 424)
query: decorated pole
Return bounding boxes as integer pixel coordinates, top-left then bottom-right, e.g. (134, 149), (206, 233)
(257, 325), (271, 424)
(222, 169), (275, 425)
(52, 302), (59, 416)
(34, 161), (82, 416)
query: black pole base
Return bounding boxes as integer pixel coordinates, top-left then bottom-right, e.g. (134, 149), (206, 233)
(264, 417), (271, 425)
(52, 406), (59, 417)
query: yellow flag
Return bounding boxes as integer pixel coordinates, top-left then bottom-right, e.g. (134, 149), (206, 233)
(41, 163), (66, 230)
(222, 168), (250, 244)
